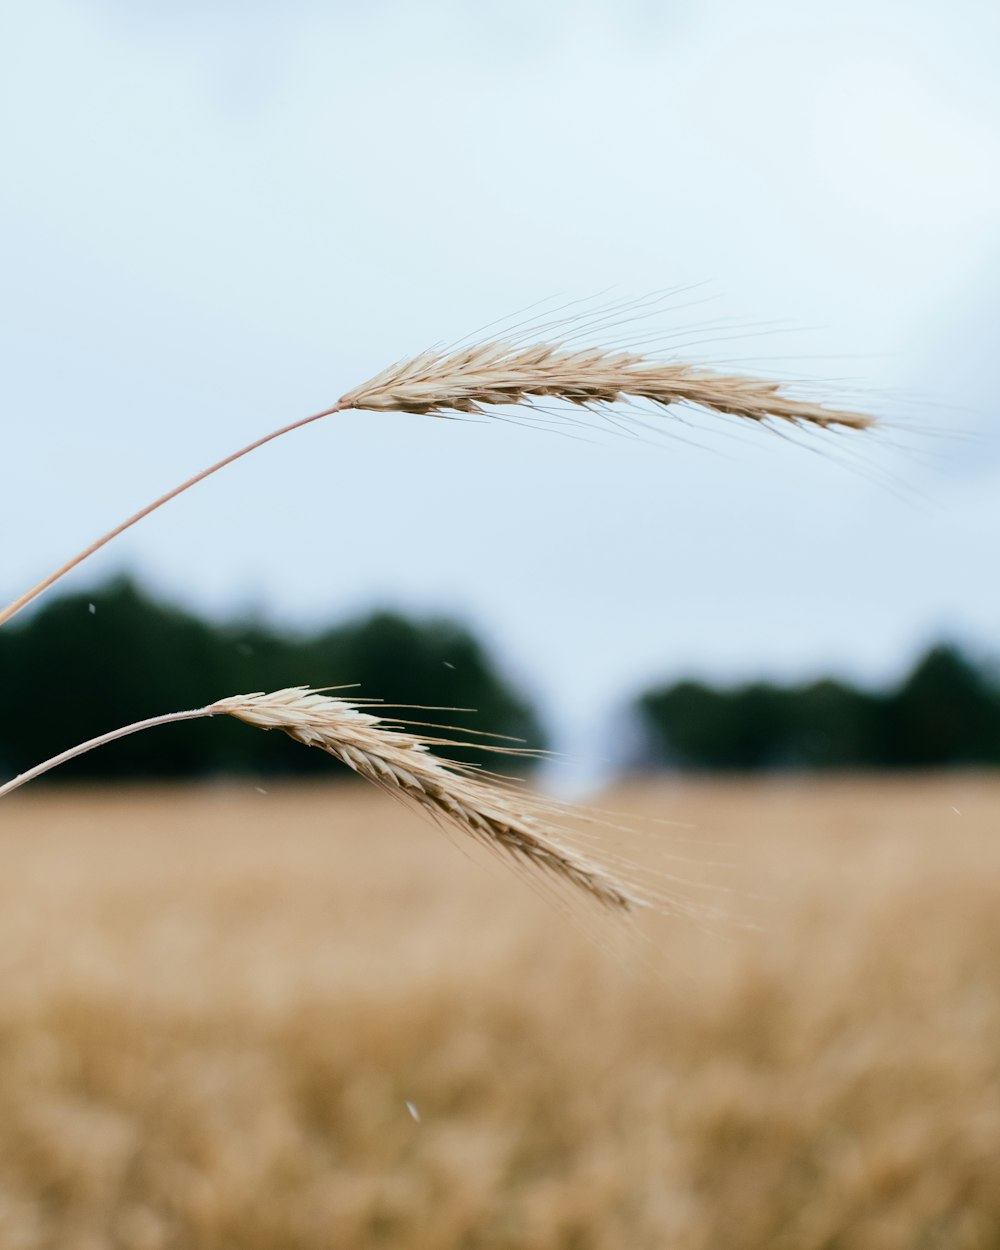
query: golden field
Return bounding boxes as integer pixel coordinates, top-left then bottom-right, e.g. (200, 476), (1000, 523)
(0, 777), (998, 1250)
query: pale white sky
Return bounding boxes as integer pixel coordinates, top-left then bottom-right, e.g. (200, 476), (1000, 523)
(2, 0), (999, 768)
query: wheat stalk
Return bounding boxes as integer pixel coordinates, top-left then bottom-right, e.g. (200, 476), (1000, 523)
(0, 405), (341, 628)
(0, 688), (637, 911)
(0, 331), (873, 627)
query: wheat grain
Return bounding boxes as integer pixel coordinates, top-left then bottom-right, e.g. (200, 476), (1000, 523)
(339, 340), (873, 429)
(211, 688), (636, 910)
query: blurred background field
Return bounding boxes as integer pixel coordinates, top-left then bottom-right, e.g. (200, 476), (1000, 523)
(1, 777), (998, 1249)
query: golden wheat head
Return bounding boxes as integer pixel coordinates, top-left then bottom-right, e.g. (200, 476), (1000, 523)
(209, 688), (637, 911)
(339, 339), (873, 430)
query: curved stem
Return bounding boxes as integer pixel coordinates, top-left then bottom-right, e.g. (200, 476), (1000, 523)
(0, 707), (214, 798)
(0, 402), (344, 628)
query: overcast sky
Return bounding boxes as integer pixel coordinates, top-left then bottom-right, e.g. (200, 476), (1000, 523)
(2, 0), (998, 771)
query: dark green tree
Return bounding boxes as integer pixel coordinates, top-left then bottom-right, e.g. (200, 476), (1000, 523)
(632, 645), (1000, 772)
(879, 645), (1000, 767)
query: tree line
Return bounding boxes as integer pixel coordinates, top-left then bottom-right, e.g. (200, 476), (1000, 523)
(1, 576), (997, 782)
(633, 646), (1000, 771)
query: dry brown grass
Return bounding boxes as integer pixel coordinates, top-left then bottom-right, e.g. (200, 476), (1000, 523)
(0, 776), (997, 1249)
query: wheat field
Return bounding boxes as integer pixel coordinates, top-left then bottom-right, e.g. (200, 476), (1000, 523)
(0, 777), (997, 1249)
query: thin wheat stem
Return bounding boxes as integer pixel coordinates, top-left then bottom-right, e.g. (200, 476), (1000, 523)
(0, 404), (343, 628)
(0, 708), (213, 798)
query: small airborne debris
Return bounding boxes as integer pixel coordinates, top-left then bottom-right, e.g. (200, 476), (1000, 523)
(88, 603), (96, 615)
(443, 661), (455, 670)
(405, 1101), (421, 1123)
(951, 806), (961, 815)
(255, 787), (268, 795)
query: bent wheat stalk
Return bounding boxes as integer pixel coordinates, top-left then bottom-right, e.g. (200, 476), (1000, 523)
(0, 404), (342, 628)
(0, 688), (636, 911)
(0, 336), (873, 627)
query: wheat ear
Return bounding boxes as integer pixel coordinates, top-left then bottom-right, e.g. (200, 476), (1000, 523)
(338, 340), (874, 428)
(0, 688), (636, 911)
(0, 333), (872, 627)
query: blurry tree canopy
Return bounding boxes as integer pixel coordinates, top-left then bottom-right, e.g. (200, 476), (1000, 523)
(0, 577), (545, 782)
(634, 645), (1000, 772)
